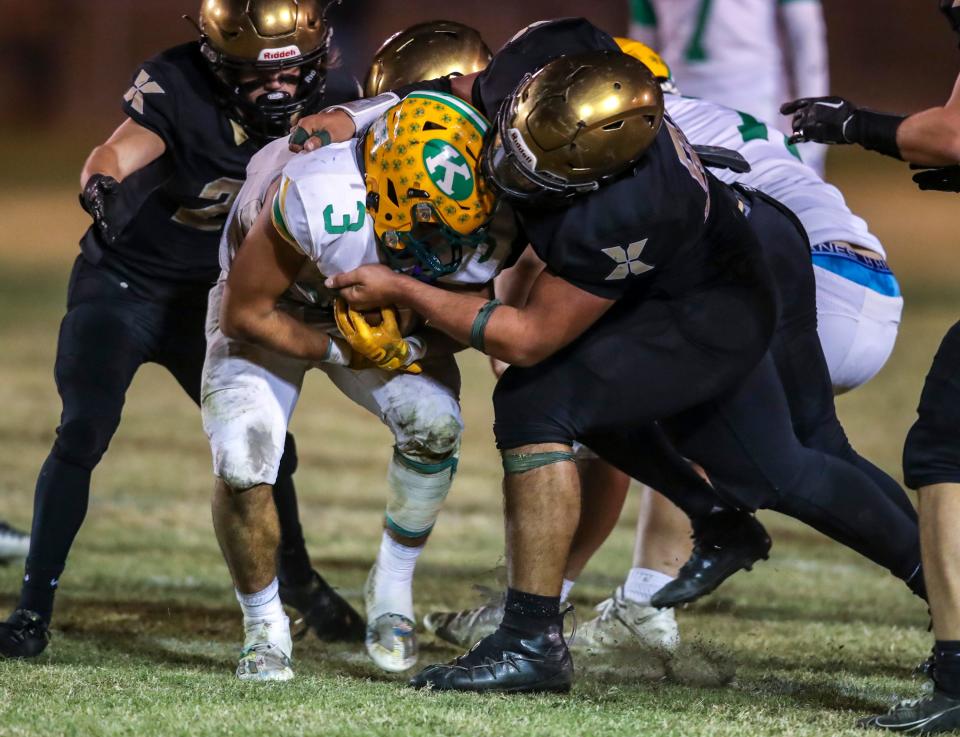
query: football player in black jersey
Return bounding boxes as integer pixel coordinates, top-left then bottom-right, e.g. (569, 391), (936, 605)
(0, 0), (365, 660)
(785, 2), (960, 731)
(325, 19), (931, 694)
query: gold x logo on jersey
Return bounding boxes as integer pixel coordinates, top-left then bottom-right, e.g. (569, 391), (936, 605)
(123, 70), (165, 115)
(602, 239), (653, 280)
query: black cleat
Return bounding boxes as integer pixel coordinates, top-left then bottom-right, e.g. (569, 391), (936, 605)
(279, 570), (365, 643)
(0, 609), (50, 659)
(650, 510), (771, 609)
(409, 623), (573, 693)
(859, 690), (960, 733)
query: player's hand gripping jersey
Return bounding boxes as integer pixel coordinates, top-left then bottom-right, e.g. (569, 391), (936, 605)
(86, 42), (358, 299)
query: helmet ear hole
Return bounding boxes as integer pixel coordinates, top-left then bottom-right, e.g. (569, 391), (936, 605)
(386, 178), (400, 207)
(423, 121), (447, 132)
(602, 120), (624, 131)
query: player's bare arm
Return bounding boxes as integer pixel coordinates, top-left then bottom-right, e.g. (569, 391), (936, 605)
(221, 182), (333, 362)
(78, 119), (168, 243)
(896, 70), (960, 165)
(327, 263), (613, 367)
(80, 118), (167, 187)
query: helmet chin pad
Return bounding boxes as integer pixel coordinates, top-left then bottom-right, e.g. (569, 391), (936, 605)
(215, 62), (325, 140)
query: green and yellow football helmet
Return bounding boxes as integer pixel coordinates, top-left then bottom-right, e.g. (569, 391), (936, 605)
(364, 91), (497, 281)
(615, 37), (680, 95)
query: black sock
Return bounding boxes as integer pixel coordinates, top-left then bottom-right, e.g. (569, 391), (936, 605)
(501, 588), (561, 635)
(934, 641), (960, 697)
(19, 567), (62, 624)
(17, 454), (91, 623)
(272, 475), (313, 587)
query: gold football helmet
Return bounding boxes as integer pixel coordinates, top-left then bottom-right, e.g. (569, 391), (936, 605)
(364, 21), (492, 97)
(364, 91), (497, 281)
(196, 0), (338, 138)
(483, 50), (664, 202)
(614, 37), (679, 94)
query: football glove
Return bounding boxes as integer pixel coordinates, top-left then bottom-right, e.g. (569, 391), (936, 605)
(912, 165), (960, 193)
(781, 96), (859, 145)
(782, 96), (904, 159)
(333, 299), (423, 374)
(79, 174), (122, 244)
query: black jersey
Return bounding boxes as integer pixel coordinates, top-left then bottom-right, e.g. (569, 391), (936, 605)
(519, 118), (762, 303)
(81, 42), (360, 302)
(476, 18), (770, 301)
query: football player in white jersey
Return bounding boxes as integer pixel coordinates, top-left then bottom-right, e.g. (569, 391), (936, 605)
(629, 0), (829, 173)
(203, 90), (501, 680)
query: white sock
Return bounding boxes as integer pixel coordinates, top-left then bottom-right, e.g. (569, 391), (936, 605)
(237, 578), (289, 652)
(236, 578), (284, 621)
(623, 567), (675, 605)
(560, 578), (576, 603)
(370, 531), (423, 622)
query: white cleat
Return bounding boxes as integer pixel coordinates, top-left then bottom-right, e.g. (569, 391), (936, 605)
(236, 617), (294, 682)
(573, 586), (680, 653)
(365, 612), (418, 673)
(0, 523), (30, 564)
(364, 562), (417, 672)
(424, 601), (503, 649)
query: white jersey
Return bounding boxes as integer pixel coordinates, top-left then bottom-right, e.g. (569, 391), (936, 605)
(629, 0), (829, 171)
(665, 95), (885, 256)
(220, 137), (508, 309)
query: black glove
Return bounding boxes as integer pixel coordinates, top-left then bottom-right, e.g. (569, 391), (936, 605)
(781, 96), (905, 159)
(79, 174), (121, 244)
(912, 165), (960, 193)
(781, 96), (858, 145)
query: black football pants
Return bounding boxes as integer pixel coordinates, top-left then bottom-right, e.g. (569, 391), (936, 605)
(751, 190), (919, 527)
(494, 195), (922, 588)
(19, 257), (309, 621)
(903, 320), (960, 489)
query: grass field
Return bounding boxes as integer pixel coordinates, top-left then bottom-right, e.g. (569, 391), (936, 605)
(0, 147), (958, 736)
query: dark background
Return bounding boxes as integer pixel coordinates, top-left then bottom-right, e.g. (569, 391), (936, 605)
(1, 0), (956, 138)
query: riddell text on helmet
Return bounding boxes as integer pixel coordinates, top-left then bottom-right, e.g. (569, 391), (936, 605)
(258, 45), (301, 61)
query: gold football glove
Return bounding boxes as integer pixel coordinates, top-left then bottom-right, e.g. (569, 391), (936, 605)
(334, 299), (422, 374)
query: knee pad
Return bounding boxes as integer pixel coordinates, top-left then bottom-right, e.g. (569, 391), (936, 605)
(385, 446), (458, 539)
(211, 425), (284, 492)
(392, 402), (462, 463)
(276, 433), (299, 479)
(52, 415), (120, 471)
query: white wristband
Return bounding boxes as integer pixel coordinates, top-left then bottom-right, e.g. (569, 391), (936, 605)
(321, 336), (352, 366)
(404, 335), (427, 366)
(325, 92), (400, 137)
